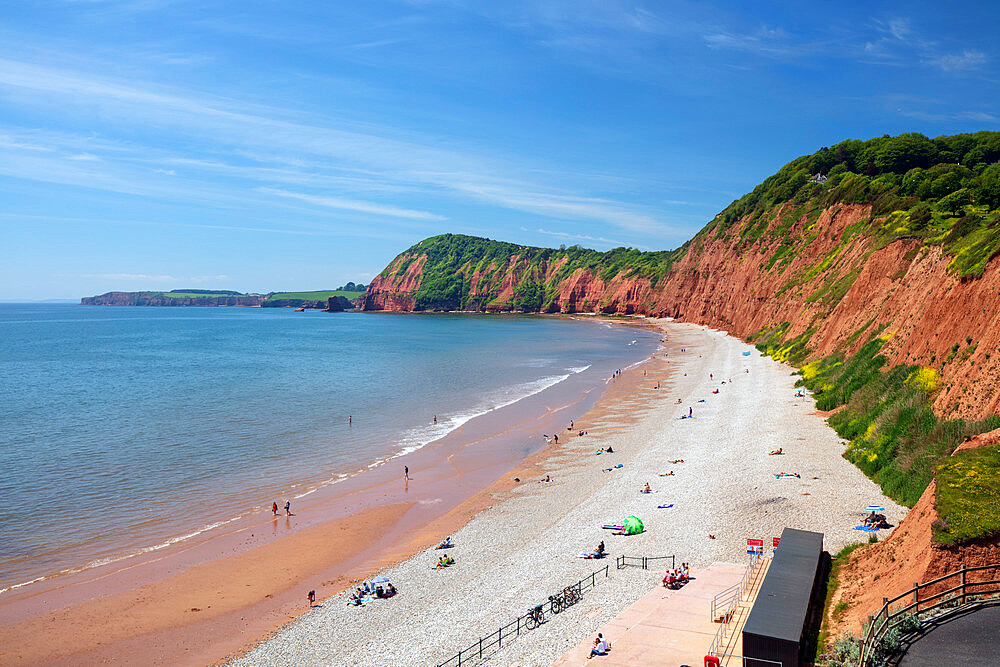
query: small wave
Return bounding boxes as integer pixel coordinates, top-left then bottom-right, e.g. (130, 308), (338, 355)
(377, 371), (577, 465)
(0, 514), (247, 597)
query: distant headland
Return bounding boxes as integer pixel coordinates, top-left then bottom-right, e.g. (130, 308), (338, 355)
(81, 285), (366, 310)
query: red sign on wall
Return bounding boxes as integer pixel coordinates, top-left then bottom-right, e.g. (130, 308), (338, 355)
(773, 537), (781, 547)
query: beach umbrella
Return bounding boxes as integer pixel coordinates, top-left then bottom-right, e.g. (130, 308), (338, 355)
(865, 505), (884, 512)
(371, 575), (391, 583)
(622, 516), (644, 535)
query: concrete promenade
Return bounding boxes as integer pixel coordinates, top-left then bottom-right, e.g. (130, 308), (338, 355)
(551, 563), (746, 666)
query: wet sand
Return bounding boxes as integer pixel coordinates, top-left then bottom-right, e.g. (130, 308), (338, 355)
(0, 316), (658, 666)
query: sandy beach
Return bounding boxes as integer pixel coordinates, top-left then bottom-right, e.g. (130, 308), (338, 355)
(231, 320), (906, 667)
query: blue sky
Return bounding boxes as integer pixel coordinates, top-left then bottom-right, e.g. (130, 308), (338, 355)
(1, 1), (998, 300)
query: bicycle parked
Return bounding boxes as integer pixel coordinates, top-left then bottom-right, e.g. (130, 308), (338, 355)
(549, 585), (581, 614)
(525, 604), (545, 629)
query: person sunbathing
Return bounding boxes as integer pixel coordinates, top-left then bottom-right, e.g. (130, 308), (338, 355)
(436, 556), (447, 568)
(437, 536), (453, 549)
(769, 448), (783, 455)
(657, 471), (674, 476)
(668, 459), (684, 464)
(712, 389), (719, 394)
(641, 482), (652, 493)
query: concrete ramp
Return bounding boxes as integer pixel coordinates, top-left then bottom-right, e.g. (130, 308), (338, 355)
(551, 563), (746, 666)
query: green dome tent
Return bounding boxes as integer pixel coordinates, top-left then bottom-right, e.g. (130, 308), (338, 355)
(623, 516), (644, 535)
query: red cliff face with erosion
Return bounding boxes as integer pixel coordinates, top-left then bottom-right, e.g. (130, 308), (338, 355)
(364, 202), (1000, 421)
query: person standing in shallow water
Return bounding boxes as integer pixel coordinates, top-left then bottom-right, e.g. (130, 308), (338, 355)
(272, 502), (278, 516)
(404, 465), (409, 481)
(284, 500), (291, 515)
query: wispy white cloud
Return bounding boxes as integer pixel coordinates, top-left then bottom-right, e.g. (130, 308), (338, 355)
(704, 27), (802, 58)
(0, 57), (672, 239)
(927, 50), (987, 71)
(262, 188), (447, 221)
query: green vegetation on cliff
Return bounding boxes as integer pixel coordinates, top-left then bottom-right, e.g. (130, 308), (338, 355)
(393, 234), (686, 311)
(384, 132), (1000, 313)
(264, 289), (363, 302)
(162, 289), (246, 298)
(709, 130), (1000, 278)
(752, 329), (1000, 541)
(933, 444), (1000, 545)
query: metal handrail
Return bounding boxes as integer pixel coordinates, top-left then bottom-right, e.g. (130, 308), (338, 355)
(857, 562), (1000, 665)
(435, 563), (611, 667)
(616, 554), (676, 570)
(708, 554), (770, 660)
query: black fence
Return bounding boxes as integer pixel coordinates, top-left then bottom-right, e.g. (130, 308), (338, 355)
(858, 563), (1000, 665)
(616, 554), (676, 570)
(435, 564), (611, 667)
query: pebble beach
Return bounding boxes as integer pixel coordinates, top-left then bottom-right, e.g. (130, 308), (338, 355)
(231, 319), (906, 667)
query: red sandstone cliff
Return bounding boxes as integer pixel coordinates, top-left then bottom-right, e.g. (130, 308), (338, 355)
(364, 203), (1000, 421)
(828, 429), (1000, 636)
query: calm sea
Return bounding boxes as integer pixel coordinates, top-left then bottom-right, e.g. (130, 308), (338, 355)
(0, 304), (658, 592)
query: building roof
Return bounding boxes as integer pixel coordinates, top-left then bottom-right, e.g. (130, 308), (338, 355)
(742, 527), (824, 643)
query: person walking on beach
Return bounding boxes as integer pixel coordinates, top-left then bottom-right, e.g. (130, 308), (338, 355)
(272, 502), (278, 516)
(284, 500), (291, 516)
(307, 590), (316, 607)
(688, 406), (692, 417)
(404, 465), (409, 481)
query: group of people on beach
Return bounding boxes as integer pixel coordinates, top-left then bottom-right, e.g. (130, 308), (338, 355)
(435, 553), (456, 568)
(271, 500), (291, 516)
(662, 563), (690, 589)
(346, 580), (398, 606)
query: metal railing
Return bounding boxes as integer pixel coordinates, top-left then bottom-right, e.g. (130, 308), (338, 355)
(616, 554), (676, 570)
(435, 564), (611, 667)
(707, 553), (770, 661)
(857, 562), (1000, 665)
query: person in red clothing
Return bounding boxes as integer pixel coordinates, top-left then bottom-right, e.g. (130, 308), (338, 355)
(271, 502), (278, 516)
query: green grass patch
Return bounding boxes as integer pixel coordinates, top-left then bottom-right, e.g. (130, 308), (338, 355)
(798, 339), (1000, 507)
(161, 290), (248, 298)
(265, 290), (364, 301)
(815, 542), (866, 658)
(933, 444), (1000, 545)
